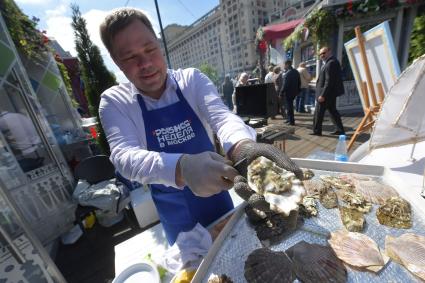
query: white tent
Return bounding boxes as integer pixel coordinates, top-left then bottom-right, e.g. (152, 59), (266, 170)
(369, 54), (425, 151)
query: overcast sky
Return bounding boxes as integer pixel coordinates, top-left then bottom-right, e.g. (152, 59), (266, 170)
(16, 0), (219, 82)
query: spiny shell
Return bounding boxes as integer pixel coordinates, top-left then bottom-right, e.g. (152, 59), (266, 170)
(376, 197), (412, 229)
(244, 248), (294, 283)
(286, 241), (347, 283)
(328, 230), (388, 273)
(385, 233), (425, 281)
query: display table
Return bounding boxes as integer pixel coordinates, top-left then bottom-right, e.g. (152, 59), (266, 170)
(114, 190), (244, 280)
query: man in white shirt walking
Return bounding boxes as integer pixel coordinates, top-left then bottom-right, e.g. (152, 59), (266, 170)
(99, 8), (303, 244)
(296, 62), (312, 113)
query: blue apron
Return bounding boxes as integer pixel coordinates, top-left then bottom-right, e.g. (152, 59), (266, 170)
(137, 79), (233, 245)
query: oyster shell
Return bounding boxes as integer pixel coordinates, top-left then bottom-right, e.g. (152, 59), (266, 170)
(319, 188), (338, 209)
(303, 179), (328, 198)
(320, 175), (354, 190)
(248, 156), (305, 216)
(244, 248), (294, 283)
(339, 206), (365, 232)
(385, 233), (425, 281)
(300, 196), (317, 217)
(302, 168), (315, 180)
(328, 230), (388, 273)
(377, 197), (412, 229)
(341, 174), (399, 204)
(286, 241), (347, 283)
(207, 273), (234, 283)
(339, 189), (372, 213)
(254, 211), (298, 244)
(248, 157), (294, 194)
(244, 204), (268, 223)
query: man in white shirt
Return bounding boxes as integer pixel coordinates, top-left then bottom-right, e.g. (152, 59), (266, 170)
(0, 111), (41, 155)
(99, 8), (302, 244)
(264, 65), (275, 83)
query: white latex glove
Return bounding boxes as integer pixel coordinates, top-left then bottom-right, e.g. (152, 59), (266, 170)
(179, 151), (239, 197)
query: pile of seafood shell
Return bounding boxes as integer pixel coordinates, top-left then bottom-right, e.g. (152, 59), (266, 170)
(302, 173), (412, 232)
(233, 160), (423, 280)
(234, 156), (307, 243)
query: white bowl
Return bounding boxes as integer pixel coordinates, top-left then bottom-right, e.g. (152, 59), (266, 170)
(113, 262), (160, 283)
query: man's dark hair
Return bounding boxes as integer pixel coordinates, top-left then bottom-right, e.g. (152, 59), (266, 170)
(100, 8), (156, 54)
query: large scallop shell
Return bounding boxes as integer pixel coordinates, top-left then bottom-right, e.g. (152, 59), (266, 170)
(385, 233), (425, 281)
(286, 241), (347, 283)
(328, 230), (388, 272)
(244, 248), (294, 283)
(340, 174), (399, 204)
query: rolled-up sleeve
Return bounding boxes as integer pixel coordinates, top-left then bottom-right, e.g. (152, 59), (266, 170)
(190, 69), (256, 153)
(99, 92), (182, 188)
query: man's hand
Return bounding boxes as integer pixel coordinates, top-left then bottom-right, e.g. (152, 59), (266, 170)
(178, 152), (239, 197)
(231, 140), (303, 180)
(318, 95), (325, 103)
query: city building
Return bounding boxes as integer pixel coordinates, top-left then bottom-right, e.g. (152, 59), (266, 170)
(161, 0), (297, 80)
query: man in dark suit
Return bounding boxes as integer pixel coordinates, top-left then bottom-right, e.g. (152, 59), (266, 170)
(311, 47), (345, 136)
(281, 60), (301, 126)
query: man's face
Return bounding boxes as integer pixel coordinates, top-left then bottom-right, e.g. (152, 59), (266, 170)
(111, 20), (167, 99)
(319, 48), (330, 62)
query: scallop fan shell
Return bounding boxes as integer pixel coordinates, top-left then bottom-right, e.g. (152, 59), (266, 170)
(328, 230), (388, 272)
(341, 174), (399, 204)
(286, 241), (347, 283)
(244, 248), (294, 283)
(385, 233), (425, 281)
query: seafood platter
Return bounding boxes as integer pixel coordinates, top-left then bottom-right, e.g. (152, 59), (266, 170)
(193, 158), (425, 283)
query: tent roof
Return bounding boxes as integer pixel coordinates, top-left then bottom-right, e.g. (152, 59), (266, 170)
(262, 19), (304, 41)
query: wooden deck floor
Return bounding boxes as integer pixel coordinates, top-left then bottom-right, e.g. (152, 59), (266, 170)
(269, 111), (370, 159)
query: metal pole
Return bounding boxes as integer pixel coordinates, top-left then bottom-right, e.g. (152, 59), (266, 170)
(154, 0), (171, 68)
(218, 36), (225, 78)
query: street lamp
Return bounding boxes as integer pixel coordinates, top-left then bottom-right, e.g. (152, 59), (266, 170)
(154, 0), (172, 68)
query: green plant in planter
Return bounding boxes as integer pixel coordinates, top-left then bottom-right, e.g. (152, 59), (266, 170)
(304, 9), (337, 48)
(0, 0), (48, 60)
(283, 24), (304, 50)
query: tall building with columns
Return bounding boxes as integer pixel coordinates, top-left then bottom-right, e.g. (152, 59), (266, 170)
(162, 0), (286, 80)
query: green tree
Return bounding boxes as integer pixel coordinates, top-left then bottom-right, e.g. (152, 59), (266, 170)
(71, 4), (116, 155)
(408, 14), (425, 64)
(199, 63), (219, 86)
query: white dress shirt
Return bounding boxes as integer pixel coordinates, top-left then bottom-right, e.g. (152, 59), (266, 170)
(99, 68), (256, 188)
(0, 111), (41, 155)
